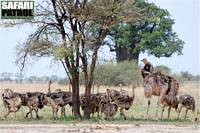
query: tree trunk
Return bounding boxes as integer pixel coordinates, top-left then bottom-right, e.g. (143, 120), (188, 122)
(83, 70), (94, 119)
(82, 68), (92, 119)
(71, 73), (81, 119)
(83, 48), (99, 119)
(83, 85), (92, 119)
(115, 45), (139, 63)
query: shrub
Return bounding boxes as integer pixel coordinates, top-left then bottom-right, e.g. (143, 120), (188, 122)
(154, 65), (171, 75)
(80, 61), (143, 86)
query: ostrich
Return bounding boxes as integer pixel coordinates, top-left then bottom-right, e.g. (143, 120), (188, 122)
(80, 93), (103, 117)
(2, 89), (23, 118)
(2, 89), (44, 119)
(160, 80), (179, 119)
(101, 102), (118, 120)
(106, 85), (135, 120)
(55, 89), (73, 116)
(98, 89), (118, 120)
(42, 94), (61, 119)
(25, 92), (45, 119)
(143, 72), (179, 119)
(46, 82), (72, 118)
(177, 94), (196, 120)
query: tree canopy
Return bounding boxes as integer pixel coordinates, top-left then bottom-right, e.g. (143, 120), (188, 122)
(105, 0), (184, 62)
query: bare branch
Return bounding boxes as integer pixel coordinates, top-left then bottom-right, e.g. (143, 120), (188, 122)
(60, 59), (72, 84)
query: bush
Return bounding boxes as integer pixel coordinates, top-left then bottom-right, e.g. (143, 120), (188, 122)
(80, 63), (199, 86)
(154, 65), (171, 75)
(80, 61), (143, 86)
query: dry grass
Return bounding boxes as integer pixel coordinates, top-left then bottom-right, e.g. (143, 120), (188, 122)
(0, 81), (199, 124)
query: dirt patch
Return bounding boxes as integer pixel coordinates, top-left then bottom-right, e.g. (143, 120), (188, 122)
(0, 124), (199, 133)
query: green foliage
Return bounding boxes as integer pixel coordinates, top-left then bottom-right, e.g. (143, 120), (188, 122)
(110, 0), (184, 58)
(154, 65), (171, 75)
(24, 39), (53, 57)
(53, 46), (70, 60)
(80, 61), (142, 86)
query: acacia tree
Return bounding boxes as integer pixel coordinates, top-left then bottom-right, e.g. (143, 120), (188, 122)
(105, 1), (184, 62)
(3, 0), (141, 119)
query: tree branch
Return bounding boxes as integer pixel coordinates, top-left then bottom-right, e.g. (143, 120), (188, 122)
(60, 59), (72, 84)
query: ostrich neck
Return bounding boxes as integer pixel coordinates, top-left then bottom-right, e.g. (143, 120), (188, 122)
(48, 83), (51, 93)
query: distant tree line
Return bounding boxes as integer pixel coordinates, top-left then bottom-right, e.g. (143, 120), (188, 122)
(0, 72), (68, 84)
(153, 66), (200, 83)
(1, 65), (199, 86)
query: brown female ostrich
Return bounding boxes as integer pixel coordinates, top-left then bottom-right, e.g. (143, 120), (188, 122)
(177, 94), (196, 120)
(106, 85), (135, 120)
(99, 89), (118, 120)
(143, 73), (179, 119)
(45, 82), (72, 118)
(101, 102), (118, 120)
(2, 89), (23, 118)
(2, 89), (44, 119)
(25, 92), (45, 119)
(160, 80), (179, 119)
(80, 93), (107, 117)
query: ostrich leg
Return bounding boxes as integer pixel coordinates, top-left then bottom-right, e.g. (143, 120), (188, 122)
(161, 106), (165, 120)
(4, 109), (10, 118)
(146, 98), (151, 119)
(184, 109), (188, 119)
(167, 106), (171, 119)
(155, 96), (162, 120)
(120, 108), (126, 120)
(177, 105), (183, 119)
(34, 108), (40, 119)
(156, 97), (160, 118)
(157, 85), (168, 119)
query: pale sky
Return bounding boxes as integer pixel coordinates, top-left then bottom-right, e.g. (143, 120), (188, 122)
(0, 0), (199, 77)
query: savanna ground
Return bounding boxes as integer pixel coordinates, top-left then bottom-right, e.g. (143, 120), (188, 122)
(0, 81), (199, 133)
